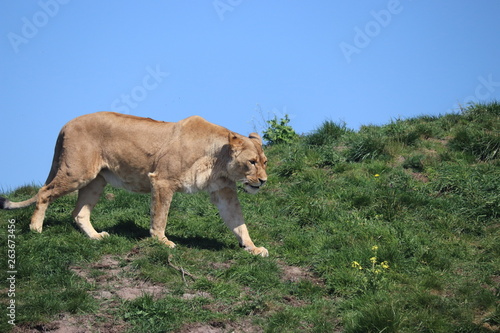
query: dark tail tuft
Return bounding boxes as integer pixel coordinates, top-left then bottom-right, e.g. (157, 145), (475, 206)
(0, 195), (36, 210)
(0, 197), (7, 209)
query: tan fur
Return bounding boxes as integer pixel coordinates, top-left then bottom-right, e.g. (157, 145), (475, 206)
(2, 112), (269, 256)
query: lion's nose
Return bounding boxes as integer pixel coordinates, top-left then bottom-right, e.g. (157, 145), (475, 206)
(259, 179), (267, 186)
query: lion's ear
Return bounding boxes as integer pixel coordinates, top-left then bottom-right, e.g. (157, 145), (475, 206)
(248, 133), (263, 146)
(229, 132), (245, 151)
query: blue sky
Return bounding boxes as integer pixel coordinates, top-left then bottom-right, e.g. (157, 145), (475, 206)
(1, 1), (500, 190)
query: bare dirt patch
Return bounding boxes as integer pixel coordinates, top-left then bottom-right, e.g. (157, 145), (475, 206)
(70, 254), (166, 301)
(276, 260), (327, 308)
(210, 260), (235, 271)
(277, 260), (325, 287)
(409, 171), (430, 183)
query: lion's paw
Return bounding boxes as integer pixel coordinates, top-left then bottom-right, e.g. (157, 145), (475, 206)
(29, 224), (43, 233)
(250, 246), (269, 257)
(159, 237), (176, 248)
(91, 231), (109, 240)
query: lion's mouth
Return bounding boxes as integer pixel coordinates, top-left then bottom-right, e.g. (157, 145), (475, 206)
(243, 182), (261, 193)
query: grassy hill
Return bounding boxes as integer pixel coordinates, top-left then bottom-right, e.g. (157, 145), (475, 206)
(1, 102), (499, 332)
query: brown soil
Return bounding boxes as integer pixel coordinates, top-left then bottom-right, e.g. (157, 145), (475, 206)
(277, 260), (325, 287)
(71, 255), (166, 301)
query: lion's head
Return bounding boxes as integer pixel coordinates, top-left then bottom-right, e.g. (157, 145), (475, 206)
(227, 132), (268, 194)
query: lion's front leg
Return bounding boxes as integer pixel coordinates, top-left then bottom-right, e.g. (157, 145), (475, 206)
(210, 186), (268, 257)
(148, 172), (176, 248)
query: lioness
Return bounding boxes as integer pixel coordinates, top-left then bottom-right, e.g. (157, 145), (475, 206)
(0, 112), (269, 256)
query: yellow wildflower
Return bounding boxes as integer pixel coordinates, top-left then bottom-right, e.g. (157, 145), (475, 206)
(371, 245), (379, 251)
(370, 257), (377, 264)
(381, 261), (390, 269)
(374, 174), (380, 177)
(351, 261), (363, 270)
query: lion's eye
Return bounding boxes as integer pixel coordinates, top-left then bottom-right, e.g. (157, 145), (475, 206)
(249, 160), (257, 165)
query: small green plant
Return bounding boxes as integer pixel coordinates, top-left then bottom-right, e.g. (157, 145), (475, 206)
(351, 245), (391, 293)
(262, 114), (298, 145)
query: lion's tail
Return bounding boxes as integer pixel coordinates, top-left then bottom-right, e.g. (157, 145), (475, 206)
(0, 195), (38, 210)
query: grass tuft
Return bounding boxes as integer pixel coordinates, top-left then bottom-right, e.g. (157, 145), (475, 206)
(306, 120), (350, 146)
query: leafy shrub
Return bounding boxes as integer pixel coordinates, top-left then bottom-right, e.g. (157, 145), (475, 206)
(262, 114), (298, 145)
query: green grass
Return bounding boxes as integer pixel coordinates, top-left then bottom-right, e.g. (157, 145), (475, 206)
(1, 102), (499, 332)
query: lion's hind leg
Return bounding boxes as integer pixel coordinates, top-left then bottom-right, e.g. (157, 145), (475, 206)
(148, 172), (176, 248)
(30, 181), (79, 233)
(72, 175), (109, 239)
